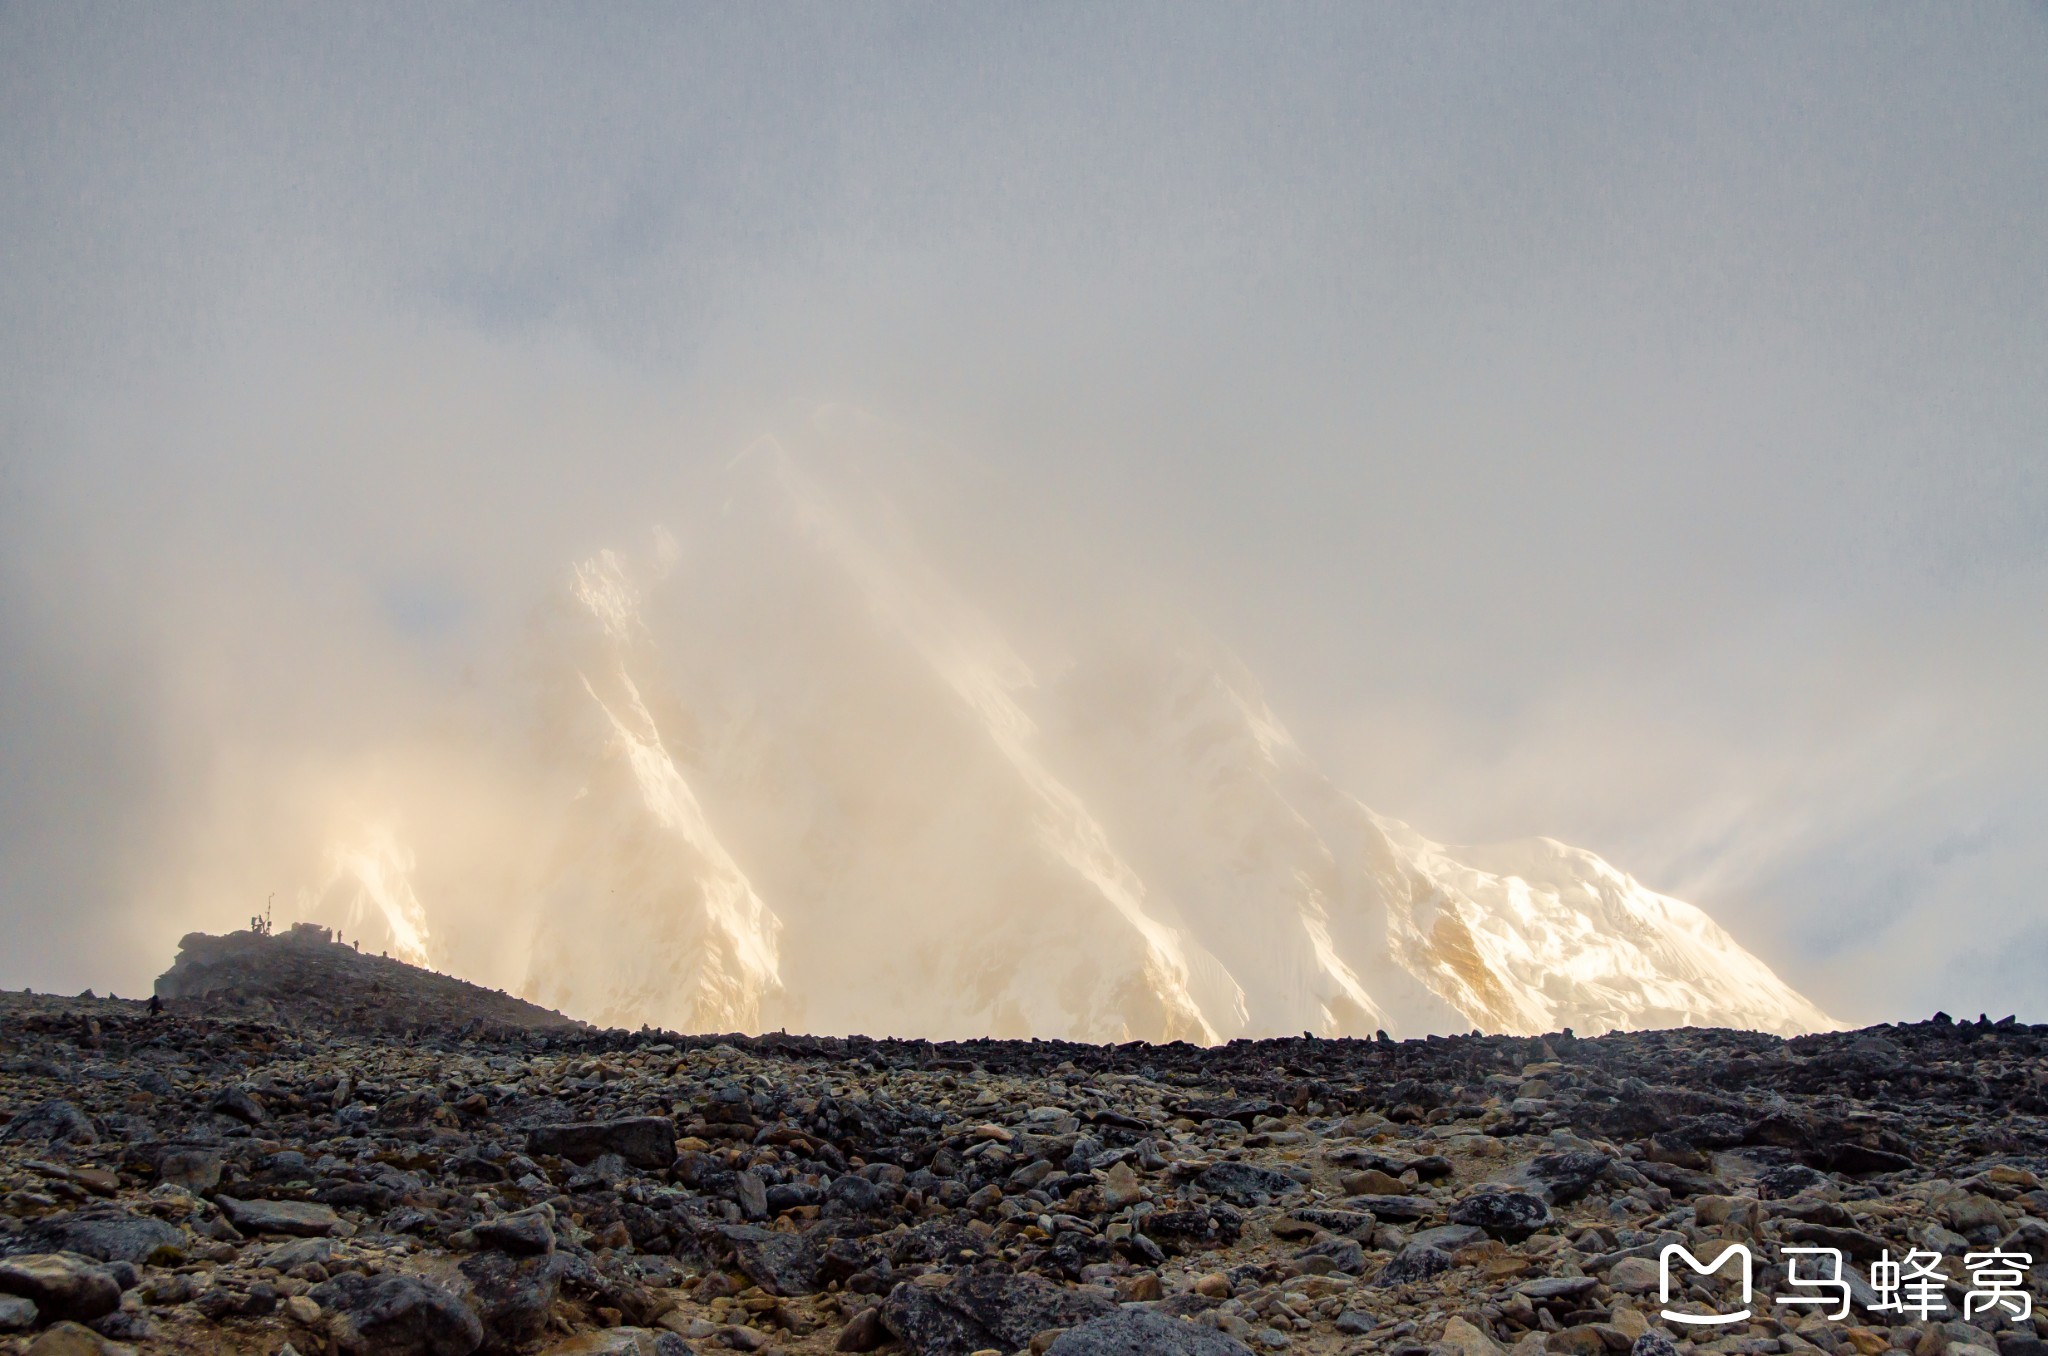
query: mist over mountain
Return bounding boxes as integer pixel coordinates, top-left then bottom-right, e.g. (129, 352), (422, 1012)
(5, 7), (2041, 1031)
(290, 444), (1832, 1041)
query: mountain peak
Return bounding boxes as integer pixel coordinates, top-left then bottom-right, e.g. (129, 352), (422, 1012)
(304, 448), (1833, 1042)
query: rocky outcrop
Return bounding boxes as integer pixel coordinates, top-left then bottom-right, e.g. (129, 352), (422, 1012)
(153, 926), (583, 1034)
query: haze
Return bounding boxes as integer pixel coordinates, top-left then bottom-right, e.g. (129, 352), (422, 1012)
(2, 5), (2043, 1030)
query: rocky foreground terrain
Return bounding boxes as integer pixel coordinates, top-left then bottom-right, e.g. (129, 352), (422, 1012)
(4, 929), (2048, 1356)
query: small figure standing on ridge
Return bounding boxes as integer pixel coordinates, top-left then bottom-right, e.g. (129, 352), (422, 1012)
(147, 994), (162, 1016)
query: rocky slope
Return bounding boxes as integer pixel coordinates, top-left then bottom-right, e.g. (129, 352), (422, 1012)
(154, 927), (583, 1036)
(0, 935), (2042, 1356)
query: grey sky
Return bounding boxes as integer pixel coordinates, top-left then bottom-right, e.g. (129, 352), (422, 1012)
(2, 4), (2044, 1022)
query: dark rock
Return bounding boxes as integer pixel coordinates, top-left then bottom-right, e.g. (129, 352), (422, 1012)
(216, 1194), (341, 1237)
(156, 1146), (224, 1195)
(0, 1099), (97, 1147)
(734, 1167), (769, 1220)
(1145, 1204), (1244, 1251)
(1297, 1235), (1366, 1274)
(1045, 1309), (1257, 1354)
(455, 1250), (566, 1350)
(1501, 1151), (1611, 1204)
(880, 1270), (1117, 1356)
(15, 1208), (183, 1264)
(1449, 1190), (1551, 1242)
(566, 1151), (628, 1191)
(824, 1172), (891, 1215)
(1406, 1224), (1485, 1251)
(0, 1296), (34, 1333)
(1373, 1244), (1454, 1286)
(1519, 1275), (1599, 1300)
(526, 1117), (677, 1169)
(1285, 1208), (1375, 1239)
(1632, 1160), (1728, 1197)
(25, 1320), (130, 1354)
(209, 1085), (268, 1125)
(311, 1271), (486, 1356)
(697, 1223), (821, 1296)
(89, 1309), (155, 1343)
(1193, 1162), (1303, 1206)
(473, 1207), (554, 1256)
(0, 1254), (121, 1322)
(1173, 1099), (1285, 1127)
(1754, 1163), (1827, 1199)
(1778, 1221), (1887, 1260)
(836, 1305), (889, 1351)
(1813, 1143), (1915, 1175)
(1344, 1194), (1435, 1222)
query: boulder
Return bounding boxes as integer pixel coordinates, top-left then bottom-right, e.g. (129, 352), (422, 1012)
(0, 1254), (121, 1323)
(1449, 1190), (1552, 1242)
(216, 1196), (342, 1237)
(310, 1271), (484, 1356)
(1045, 1310), (1255, 1354)
(881, 1271), (1117, 1356)
(526, 1118), (676, 1170)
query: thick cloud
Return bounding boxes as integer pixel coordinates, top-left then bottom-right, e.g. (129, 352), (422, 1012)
(2, 5), (2042, 1021)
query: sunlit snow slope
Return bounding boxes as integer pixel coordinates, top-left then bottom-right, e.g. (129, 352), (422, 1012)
(320, 443), (1836, 1041)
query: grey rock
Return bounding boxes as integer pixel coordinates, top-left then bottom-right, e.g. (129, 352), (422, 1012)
(1341, 1193), (1435, 1221)
(473, 1207), (554, 1256)
(155, 1147), (223, 1195)
(209, 1085), (268, 1125)
(311, 1271), (485, 1356)
(566, 1152), (629, 1191)
(1373, 1244), (1455, 1287)
(23, 1320), (132, 1355)
(1498, 1151), (1612, 1205)
(1193, 1162), (1304, 1206)
(216, 1195), (341, 1237)
(1449, 1190), (1551, 1241)
(0, 1099), (97, 1147)
(261, 1237), (337, 1270)
(0, 1253), (122, 1323)
(1520, 1275), (1599, 1300)
(734, 1167), (769, 1220)
(456, 1250), (568, 1350)
(534, 1331), (692, 1356)
(697, 1223), (821, 1296)
(1406, 1224), (1485, 1252)
(17, 1209), (184, 1264)
(1296, 1236), (1366, 1275)
(0, 1295), (36, 1331)
(1285, 1208), (1375, 1239)
(1633, 1160), (1728, 1197)
(526, 1117), (676, 1169)
(1045, 1309), (1256, 1355)
(824, 1172), (891, 1215)
(881, 1270), (1117, 1356)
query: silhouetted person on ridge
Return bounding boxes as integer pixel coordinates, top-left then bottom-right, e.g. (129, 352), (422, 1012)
(147, 994), (162, 1016)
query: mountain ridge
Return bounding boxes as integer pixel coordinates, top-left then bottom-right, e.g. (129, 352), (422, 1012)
(303, 445), (1836, 1043)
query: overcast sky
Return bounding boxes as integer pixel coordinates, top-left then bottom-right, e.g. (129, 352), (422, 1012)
(3, 4), (2044, 1024)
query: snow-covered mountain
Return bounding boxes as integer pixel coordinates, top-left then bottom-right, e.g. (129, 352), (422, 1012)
(309, 443), (1835, 1041)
